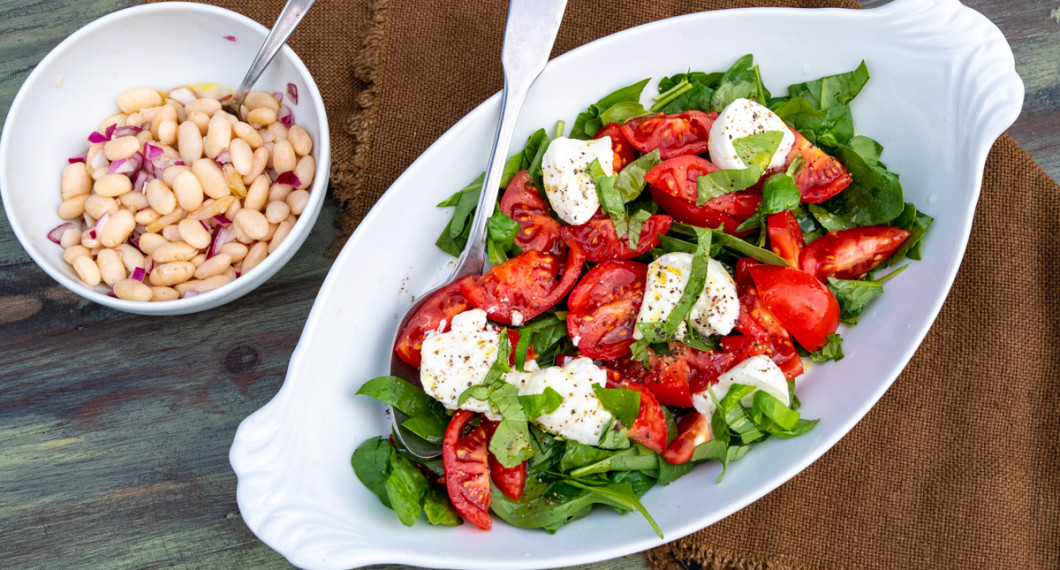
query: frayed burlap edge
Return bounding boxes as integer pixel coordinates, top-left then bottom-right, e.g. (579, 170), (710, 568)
(334, 0), (390, 245)
(647, 540), (812, 570)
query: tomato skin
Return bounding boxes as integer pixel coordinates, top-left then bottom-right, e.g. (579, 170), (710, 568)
(567, 260), (647, 360)
(604, 377), (667, 454)
(722, 288), (805, 380)
(482, 419), (527, 501)
(649, 186), (758, 237)
(616, 344), (732, 408)
(799, 226), (911, 281)
(662, 412), (710, 464)
(644, 154), (719, 202)
(394, 280), (471, 367)
(620, 111), (717, 159)
(748, 264), (840, 353)
(785, 129), (852, 203)
(442, 410), (492, 530)
(499, 170), (563, 256)
(461, 240), (585, 326)
(558, 212), (672, 263)
(593, 123), (636, 172)
(767, 210), (804, 268)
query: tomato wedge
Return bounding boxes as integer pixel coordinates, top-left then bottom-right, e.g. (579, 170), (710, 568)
(620, 111), (717, 159)
(644, 154), (719, 202)
(593, 123), (636, 172)
(785, 129), (852, 203)
(482, 419), (527, 501)
(604, 372), (667, 454)
(748, 264), (840, 352)
(722, 291), (804, 380)
(799, 226), (911, 281)
(461, 240), (585, 326)
(442, 410), (491, 529)
(649, 186), (759, 237)
(394, 280), (471, 367)
(558, 212), (672, 262)
(567, 260), (647, 360)
(499, 169), (563, 255)
(767, 210), (804, 268)
(662, 411), (710, 464)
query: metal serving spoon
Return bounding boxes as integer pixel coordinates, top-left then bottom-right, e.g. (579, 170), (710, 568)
(223, 0), (316, 116)
(388, 0), (568, 460)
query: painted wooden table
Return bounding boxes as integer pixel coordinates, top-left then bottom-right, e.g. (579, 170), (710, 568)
(1, 1), (1056, 569)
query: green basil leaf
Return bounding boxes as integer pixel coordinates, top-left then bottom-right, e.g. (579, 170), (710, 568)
(564, 480), (663, 539)
(809, 333), (844, 362)
(696, 165), (764, 205)
(519, 386), (564, 419)
(711, 229), (789, 266)
(487, 209), (519, 245)
(488, 380), (536, 468)
(613, 149), (661, 203)
(733, 131), (784, 170)
(596, 421), (630, 450)
(599, 101), (648, 126)
(423, 487), (462, 526)
(827, 276), (884, 325)
(357, 375), (445, 420)
(592, 384), (641, 428)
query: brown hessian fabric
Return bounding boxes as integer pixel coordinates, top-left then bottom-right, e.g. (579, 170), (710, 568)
(150, 0), (1060, 568)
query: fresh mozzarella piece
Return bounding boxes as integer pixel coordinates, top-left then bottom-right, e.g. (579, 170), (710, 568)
(708, 98), (795, 171)
(502, 360), (539, 392)
(633, 252), (739, 340)
(691, 355), (791, 429)
(541, 136), (613, 225)
(518, 357), (613, 445)
(419, 308), (499, 416)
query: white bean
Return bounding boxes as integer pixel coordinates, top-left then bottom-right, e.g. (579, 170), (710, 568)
(177, 120), (204, 163)
(232, 122), (264, 148)
(84, 194), (119, 219)
(194, 274), (234, 293)
(149, 261), (195, 287)
(287, 125), (313, 157)
(268, 220), (292, 253)
(285, 189), (310, 216)
(173, 170), (204, 211)
(115, 244), (145, 273)
(63, 245), (90, 265)
(118, 87), (164, 114)
(244, 91), (280, 111)
(113, 279), (153, 301)
(178, 218), (212, 250)
(294, 155), (315, 189)
(99, 208), (135, 248)
(97, 248), (126, 286)
(73, 256), (103, 286)
(272, 140), (296, 174)
(145, 179), (177, 215)
(103, 136), (141, 161)
(241, 241), (268, 274)
(60, 228), (82, 248)
(219, 241), (248, 263)
(265, 200), (290, 224)
(203, 113), (232, 159)
(191, 158), (229, 199)
(94, 174), (132, 198)
(151, 286), (180, 301)
(61, 163), (93, 199)
(137, 232), (169, 255)
(194, 253), (232, 279)
(58, 195), (88, 220)
(229, 138), (254, 175)
(234, 209), (269, 241)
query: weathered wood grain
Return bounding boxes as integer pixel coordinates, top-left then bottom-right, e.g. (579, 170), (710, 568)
(0, 1), (1056, 569)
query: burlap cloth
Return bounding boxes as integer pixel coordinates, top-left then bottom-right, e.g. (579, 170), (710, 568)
(155, 0), (1059, 567)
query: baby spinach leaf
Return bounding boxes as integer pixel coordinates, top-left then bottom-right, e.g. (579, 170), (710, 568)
(567, 446), (659, 477)
(810, 145), (905, 230)
(738, 172), (801, 232)
(886, 202), (934, 265)
(514, 313), (568, 371)
(656, 457), (695, 486)
(385, 449), (429, 526)
(490, 478), (595, 533)
(592, 385), (642, 428)
(351, 437), (394, 508)
(711, 54), (770, 111)
(786, 60), (870, 111)
(565, 479), (664, 538)
(711, 229), (788, 266)
(519, 386), (564, 419)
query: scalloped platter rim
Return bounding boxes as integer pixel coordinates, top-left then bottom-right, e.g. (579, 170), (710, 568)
(229, 1), (1023, 568)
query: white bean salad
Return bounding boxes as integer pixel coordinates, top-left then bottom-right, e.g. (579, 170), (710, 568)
(51, 84), (315, 302)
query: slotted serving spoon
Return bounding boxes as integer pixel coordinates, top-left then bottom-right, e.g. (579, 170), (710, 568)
(388, 0), (568, 460)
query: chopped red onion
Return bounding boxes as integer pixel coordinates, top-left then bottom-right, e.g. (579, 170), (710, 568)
(87, 131), (109, 144)
(68, 153), (87, 164)
(143, 142), (164, 161)
(168, 86), (196, 105)
(286, 83), (299, 105)
(182, 290), (200, 299)
(133, 170), (150, 192)
(211, 215), (231, 226)
(130, 267), (146, 282)
(277, 106), (294, 128)
(214, 150), (231, 165)
(113, 125), (142, 137)
(223, 35), (237, 42)
(206, 225), (236, 258)
(272, 91), (283, 103)
(109, 151), (143, 177)
(87, 211), (109, 240)
(200, 220), (211, 231)
(47, 222), (78, 244)
(104, 124), (116, 138)
(89, 150), (109, 171)
(275, 171), (302, 187)
(107, 290), (118, 298)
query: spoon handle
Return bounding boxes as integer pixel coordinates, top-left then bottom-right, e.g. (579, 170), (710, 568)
(454, 0), (568, 278)
(230, 0), (317, 109)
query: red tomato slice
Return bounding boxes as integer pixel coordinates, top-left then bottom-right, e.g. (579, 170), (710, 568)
(648, 186), (760, 237)
(620, 111), (717, 159)
(558, 212), (672, 263)
(662, 411), (710, 464)
(722, 290), (804, 380)
(615, 344), (732, 408)
(499, 170), (563, 255)
(643, 154), (719, 202)
(567, 260), (647, 360)
(603, 375), (667, 454)
(482, 419), (527, 501)
(747, 264), (840, 352)
(394, 280), (471, 367)
(593, 123), (636, 172)
(442, 410), (492, 529)
(733, 257), (759, 292)
(799, 226), (911, 281)
(785, 129), (852, 203)
(461, 240), (585, 326)
(767, 210), (805, 268)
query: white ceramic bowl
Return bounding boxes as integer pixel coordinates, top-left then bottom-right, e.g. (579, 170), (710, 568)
(0, 2), (330, 316)
(229, 0), (1022, 568)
